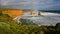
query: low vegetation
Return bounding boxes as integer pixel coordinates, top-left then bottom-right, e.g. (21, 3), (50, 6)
(0, 10), (60, 34)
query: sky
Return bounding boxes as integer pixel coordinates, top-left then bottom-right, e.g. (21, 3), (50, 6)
(0, 0), (60, 10)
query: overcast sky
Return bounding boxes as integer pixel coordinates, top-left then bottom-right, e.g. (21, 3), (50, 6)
(0, 0), (60, 10)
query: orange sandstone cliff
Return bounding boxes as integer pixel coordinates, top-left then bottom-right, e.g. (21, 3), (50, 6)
(1, 8), (35, 18)
(2, 9), (23, 18)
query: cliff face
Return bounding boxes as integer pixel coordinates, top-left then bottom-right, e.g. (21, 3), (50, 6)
(1, 8), (35, 18)
(2, 9), (23, 18)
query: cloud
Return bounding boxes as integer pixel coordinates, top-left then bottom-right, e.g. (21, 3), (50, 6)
(0, 0), (60, 10)
(1, 1), (9, 6)
(1, 0), (15, 6)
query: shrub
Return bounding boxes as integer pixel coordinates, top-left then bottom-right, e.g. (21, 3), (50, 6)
(4, 14), (10, 17)
(0, 10), (2, 16)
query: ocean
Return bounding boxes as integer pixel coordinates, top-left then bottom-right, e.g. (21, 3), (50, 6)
(14, 11), (60, 26)
(21, 12), (60, 26)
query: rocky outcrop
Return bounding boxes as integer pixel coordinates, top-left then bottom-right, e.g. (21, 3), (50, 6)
(13, 16), (22, 24)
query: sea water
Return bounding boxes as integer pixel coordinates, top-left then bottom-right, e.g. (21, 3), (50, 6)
(14, 12), (60, 26)
(21, 12), (60, 26)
